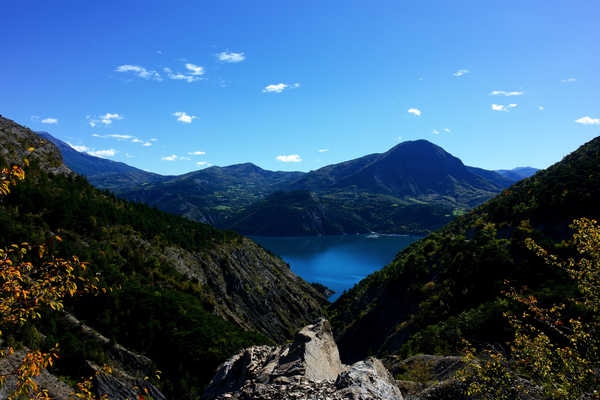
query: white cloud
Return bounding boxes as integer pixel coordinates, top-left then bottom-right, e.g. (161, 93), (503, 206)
(30, 115), (40, 121)
(444, 128), (451, 133)
(68, 141), (116, 158)
(150, 138), (158, 142)
(161, 154), (178, 161)
(93, 132), (153, 147)
(318, 149), (328, 153)
(109, 134), (132, 140)
(89, 149), (116, 158)
(539, 106), (545, 111)
(561, 77), (576, 83)
(492, 104), (517, 112)
(408, 108), (422, 116)
(185, 63), (205, 76)
(93, 134), (133, 140)
(41, 118), (58, 124)
(575, 116), (600, 125)
(490, 90), (524, 96)
(173, 111), (196, 123)
(100, 113), (123, 125)
(276, 154), (302, 162)
(262, 83), (300, 93)
(115, 65), (161, 81)
(164, 68), (200, 83)
(398, 136), (403, 141)
(188, 151), (206, 155)
(87, 113), (123, 127)
(432, 129), (440, 135)
(67, 142), (89, 152)
(453, 69), (470, 77)
(217, 51), (245, 63)
(196, 161), (212, 167)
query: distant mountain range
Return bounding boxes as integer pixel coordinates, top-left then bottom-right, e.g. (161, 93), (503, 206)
(39, 131), (538, 235)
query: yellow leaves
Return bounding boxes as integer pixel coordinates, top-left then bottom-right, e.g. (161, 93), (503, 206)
(460, 218), (600, 399)
(0, 165), (25, 198)
(1, 165), (121, 400)
(27, 147), (35, 152)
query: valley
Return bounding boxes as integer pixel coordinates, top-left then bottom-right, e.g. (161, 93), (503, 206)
(40, 131), (536, 236)
(3, 2), (599, 398)
(5, 114), (597, 399)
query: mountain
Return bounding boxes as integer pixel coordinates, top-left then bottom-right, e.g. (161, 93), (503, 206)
(42, 131), (524, 235)
(329, 135), (600, 363)
(496, 166), (539, 181)
(119, 162), (303, 224)
(290, 140), (508, 204)
(228, 141), (517, 235)
(1, 116), (326, 398)
(36, 131), (167, 191)
(226, 190), (457, 236)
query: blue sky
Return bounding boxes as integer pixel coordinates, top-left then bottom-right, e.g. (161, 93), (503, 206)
(1, 1), (599, 175)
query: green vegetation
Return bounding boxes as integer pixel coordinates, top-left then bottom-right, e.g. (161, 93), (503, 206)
(330, 136), (600, 364)
(226, 190), (457, 236)
(0, 163), (270, 398)
(459, 218), (600, 399)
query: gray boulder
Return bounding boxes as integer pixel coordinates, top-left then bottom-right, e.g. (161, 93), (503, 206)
(201, 318), (403, 400)
(336, 357), (404, 400)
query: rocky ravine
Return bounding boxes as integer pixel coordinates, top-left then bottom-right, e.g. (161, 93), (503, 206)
(201, 319), (404, 400)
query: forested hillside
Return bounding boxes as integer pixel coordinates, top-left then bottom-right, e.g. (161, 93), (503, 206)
(0, 116), (326, 398)
(330, 135), (600, 363)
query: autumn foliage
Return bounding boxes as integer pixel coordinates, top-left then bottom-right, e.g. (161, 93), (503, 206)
(0, 165), (104, 399)
(459, 218), (600, 399)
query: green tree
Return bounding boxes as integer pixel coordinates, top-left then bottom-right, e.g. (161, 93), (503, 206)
(459, 218), (600, 399)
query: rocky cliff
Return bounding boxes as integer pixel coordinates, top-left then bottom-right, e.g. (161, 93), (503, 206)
(0, 115), (70, 175)
(201, 319), (404, 400)
(134, 230), (328, 342)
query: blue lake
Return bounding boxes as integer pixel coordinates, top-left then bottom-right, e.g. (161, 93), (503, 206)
(250, 234), (421, 301)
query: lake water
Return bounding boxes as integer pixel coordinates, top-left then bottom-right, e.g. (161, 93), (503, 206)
(250, 234), (421, 301)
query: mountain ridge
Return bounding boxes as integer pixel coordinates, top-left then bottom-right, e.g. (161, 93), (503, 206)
(40, 130), (537, 235)
(329, 134), (600, 363)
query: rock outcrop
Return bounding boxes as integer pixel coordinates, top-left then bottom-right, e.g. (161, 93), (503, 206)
(201, 319), (404, 400)
(0, 348), (74, 400)
(0, 115), (71, 175)
(61, 312), (167, 400)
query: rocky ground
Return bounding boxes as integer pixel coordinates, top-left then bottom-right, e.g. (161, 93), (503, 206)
(201, 319), (404, 400)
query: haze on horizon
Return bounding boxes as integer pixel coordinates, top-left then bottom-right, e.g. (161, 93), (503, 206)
(1, 1), (598, 175)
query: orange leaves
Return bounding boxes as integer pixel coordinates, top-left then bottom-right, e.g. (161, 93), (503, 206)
(3, 347), (60, 400)
(0, 165), (25, 197)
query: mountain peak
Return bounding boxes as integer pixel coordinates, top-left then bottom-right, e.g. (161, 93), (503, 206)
(386, 139), (454, 159)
